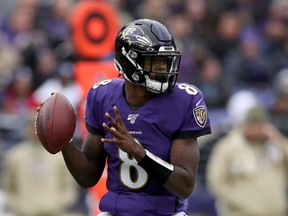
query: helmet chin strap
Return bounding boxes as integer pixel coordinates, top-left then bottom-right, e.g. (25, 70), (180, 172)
(122, 72), (169, 94)
(119, 70), (169, 94)
(144, 75), (169, 93)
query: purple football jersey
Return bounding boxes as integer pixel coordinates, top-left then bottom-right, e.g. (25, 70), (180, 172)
(84, 78), (211, 216)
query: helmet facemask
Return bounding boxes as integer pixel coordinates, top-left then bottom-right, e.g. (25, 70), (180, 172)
(115, 47), (181, 94)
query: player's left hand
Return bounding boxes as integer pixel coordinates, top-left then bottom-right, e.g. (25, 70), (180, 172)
(101, 106), (141, 156)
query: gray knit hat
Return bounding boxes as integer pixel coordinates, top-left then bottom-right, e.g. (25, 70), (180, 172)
(244, 105), (269, 123)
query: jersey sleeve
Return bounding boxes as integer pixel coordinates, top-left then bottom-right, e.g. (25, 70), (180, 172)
(84, 87), (105, 136)
(174, 86), (211, 139)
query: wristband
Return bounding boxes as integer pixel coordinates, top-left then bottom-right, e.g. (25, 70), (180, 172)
(138, 149), (174, 185)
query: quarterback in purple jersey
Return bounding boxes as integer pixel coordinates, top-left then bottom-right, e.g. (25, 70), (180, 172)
(61, 19), (211, 216)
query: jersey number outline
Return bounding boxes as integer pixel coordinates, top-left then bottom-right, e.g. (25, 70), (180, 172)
(178, 83), (199, 95)
(92, 79), (112, 89)
(119, 149), (148, 190)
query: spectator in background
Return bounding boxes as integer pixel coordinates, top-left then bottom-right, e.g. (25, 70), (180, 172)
(270, 67), (288, 136)
(36, 0), (73, 49)
(108, 0), (134, 28)
(226, 90), (259, 127)
(2, 113), (78, 216)
(196, 56), (229, 110)
(262, 16), (288, 73)
(0, 44), (21, 95)
(136, 0), (170, 24)
(207, 105), (288, 216)
(31, 47), (58, 90)
(272, 68), (288, 114)
(0, 66), (37, 149)
(0, 66), (37, 114)
(184, 0), (213, 40)
(33, 61), (83, 111)
(0, 0), (38, 49)
(269, 0), (288, 20)
(206, 11), (242, 62)
(223, 28), (274, 107)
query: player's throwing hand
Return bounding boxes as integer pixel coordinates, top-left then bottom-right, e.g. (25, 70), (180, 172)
(101, 106), (143, 159)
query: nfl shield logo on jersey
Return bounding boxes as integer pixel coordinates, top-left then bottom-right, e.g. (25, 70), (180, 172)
(127, 114), (139, 124)
(193, 106), (207, 127)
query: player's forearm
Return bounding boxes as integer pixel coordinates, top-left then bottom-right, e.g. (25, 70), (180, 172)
(138, 149), (197, 199)
(163, 166), (197, 199)
(61, 142), (104, 188)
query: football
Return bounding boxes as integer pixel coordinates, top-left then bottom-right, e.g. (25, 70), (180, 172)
(35, 92), (76, 154)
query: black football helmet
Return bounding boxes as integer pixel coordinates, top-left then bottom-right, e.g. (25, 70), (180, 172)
(114, 19), (181, 94)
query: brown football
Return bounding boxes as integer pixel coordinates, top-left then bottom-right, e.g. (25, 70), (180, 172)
(35, 92), (76, 154)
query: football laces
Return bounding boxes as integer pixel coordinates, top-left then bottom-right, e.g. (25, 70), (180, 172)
(34, 112), (39, 135)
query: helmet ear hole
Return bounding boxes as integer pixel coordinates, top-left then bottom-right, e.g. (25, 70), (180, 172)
(114, 60), (122, 72)
(132, 72), (146, 83)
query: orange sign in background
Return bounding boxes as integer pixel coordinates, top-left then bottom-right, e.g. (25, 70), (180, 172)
(70, 1), (120, 215)
(70, 0), (120, 89)
(70, 0), (119, 59)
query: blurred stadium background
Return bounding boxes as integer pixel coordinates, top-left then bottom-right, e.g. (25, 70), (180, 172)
(0, 0), (287, 215)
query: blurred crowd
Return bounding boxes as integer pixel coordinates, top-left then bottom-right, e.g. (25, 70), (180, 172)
(0, 0), (288, 215)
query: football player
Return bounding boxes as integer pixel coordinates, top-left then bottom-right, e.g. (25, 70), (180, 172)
(62, 19), (211, 215)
